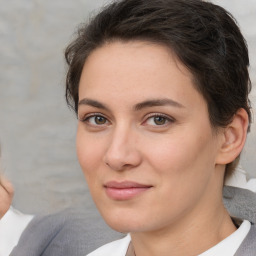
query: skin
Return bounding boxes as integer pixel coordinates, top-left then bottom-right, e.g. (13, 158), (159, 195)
(76, 41), (247, 256)
(0, 175), (14, 218)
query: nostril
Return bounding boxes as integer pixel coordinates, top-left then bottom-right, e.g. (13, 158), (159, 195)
(103, 135), (142, 171)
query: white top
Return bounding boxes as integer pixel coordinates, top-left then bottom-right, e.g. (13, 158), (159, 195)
(87, 220), (251, 256)
(225, 166), (256, 192)
(0, 207), (34, 256)
(199, 220), (251, 256)
(87, 235), (131, 256)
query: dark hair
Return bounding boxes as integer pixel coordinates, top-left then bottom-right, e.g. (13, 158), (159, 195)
(65, 0), (252, 172)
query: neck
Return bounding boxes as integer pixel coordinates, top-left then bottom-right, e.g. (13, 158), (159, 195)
(131, 207), (236, 256)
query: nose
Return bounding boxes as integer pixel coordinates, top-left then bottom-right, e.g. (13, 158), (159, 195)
(103, 126), (142, 171)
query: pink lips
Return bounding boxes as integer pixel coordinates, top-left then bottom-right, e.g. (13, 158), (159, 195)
(104, 181), (152, 200)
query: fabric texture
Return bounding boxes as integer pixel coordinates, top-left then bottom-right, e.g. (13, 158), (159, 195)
(223, 186), (256, 223)
(234, 225), (256, 256)
(198, 220), (251, 256)
(0, 207), (34, 256)
(10, 208), (123, 256)
(87, 235), (131, 256)
(224, 166), (256, 192)
(222, 186), (256, 255)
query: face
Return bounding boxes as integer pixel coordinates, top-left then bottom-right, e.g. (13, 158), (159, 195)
(77, 41), (224, 234)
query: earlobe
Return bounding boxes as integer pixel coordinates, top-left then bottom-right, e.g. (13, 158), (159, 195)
(216, 108), (249, 165)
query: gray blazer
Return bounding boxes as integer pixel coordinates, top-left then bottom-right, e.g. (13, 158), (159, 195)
(11, 186), (256, 256)
(10, 208), (123, 256)
(223, 186), (256, 256)
(235, 224), (256, 256)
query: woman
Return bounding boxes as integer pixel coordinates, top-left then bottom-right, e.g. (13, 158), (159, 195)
(65, 0), (254, 255)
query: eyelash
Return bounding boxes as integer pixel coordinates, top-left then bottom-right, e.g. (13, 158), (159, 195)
(79, 113), (109, 126)
(143, 113), (175, 127)
(79, 113), (175, 128)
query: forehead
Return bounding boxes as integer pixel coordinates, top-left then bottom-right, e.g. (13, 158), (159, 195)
(81, 41), (193, 89)
(78, 40), (206, 112)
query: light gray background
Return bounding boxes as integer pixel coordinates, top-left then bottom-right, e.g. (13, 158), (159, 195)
(0, 0), (255, 214)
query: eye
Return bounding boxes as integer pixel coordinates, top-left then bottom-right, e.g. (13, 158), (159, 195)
(151, 116), (167, 125)
(81, 114), (109, 126)
(144, 114), (174, 126)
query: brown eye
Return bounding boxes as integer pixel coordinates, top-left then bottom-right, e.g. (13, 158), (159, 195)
(144, 114), (174, 127)
(94, 116), (107, 125)
(83, 115), (109, 125)
(153, 116), (167, 125)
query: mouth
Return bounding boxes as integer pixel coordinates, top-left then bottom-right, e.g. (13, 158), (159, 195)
(104, 181), (153, 200)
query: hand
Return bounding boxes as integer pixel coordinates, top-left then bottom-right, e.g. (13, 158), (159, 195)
(0, 175), (14, 218)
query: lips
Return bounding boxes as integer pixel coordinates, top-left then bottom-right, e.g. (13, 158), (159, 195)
(104, 181), (152, 200)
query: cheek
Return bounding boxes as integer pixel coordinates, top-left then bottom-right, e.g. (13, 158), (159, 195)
(144, 129), (216, 183)
(76, 127), (104, 179)
(141, 134), (216, 217)
(144, 135), (194, 171)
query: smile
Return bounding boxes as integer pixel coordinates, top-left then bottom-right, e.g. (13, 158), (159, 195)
(104, 181), (153, 200)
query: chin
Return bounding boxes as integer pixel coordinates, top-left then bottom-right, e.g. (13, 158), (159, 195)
(99, 208), (147, 233)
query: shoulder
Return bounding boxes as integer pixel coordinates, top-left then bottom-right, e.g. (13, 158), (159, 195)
(11, 208), (123, 256)
(223, 186), (256, 223)
(87, 235), (131, 256)
(235, 224), (256, 256)
(0, 207), (34, 256)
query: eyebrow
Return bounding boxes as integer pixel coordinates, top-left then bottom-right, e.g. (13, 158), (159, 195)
(78, 98), (184, 111)
(78, 98), (110, 111)
(134, 98), (185, 111)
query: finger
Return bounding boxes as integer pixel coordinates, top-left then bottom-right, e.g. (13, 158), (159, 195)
(0, 183), (13, 218)
(0, 175), (14, 197)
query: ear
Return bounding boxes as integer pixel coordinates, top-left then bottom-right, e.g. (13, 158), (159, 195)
(216, 108), (249, 165)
